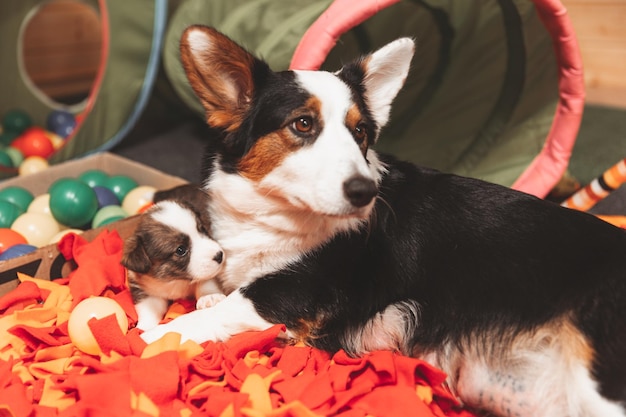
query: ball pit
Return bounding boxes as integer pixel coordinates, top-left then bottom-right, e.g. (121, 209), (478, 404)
(0, 165), (161, 256)
(0, 108), (74, 174)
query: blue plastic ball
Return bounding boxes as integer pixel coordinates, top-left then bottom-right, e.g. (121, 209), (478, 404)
(93, 186), (120, 209)
(46, 110), (76, 138)
(0, 243), (37, 260)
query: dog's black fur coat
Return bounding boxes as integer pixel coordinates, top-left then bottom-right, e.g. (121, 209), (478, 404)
(240, 153), (626, 400)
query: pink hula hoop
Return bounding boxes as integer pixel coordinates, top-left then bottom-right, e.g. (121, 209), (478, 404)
(289, 0), (584, 198)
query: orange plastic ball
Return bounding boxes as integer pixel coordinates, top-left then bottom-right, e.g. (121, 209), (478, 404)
(12, 127), (55, 158)
(68, 297), (129, 355)
(0, 228), (28, 254)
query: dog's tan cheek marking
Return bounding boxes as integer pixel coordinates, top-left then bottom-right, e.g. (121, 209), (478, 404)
(345, 104), (367, 155)
(237, 131), (300, 182)
(237, 97), (323, 182)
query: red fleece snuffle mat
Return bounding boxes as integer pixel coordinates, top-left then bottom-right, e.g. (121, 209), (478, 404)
(0, 230), (476, 417)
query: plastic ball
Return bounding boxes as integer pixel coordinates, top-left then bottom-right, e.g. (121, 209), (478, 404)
(49, 228), (83, 244)
(0, 150), (14, 167)
(93, 186), (119, 209)
(12, 127), (55, 158)
(19, 156), (49, 176)
(48, 177), (75, 194)
(122, 185), (156, 215)
(0, 131), (18, 147)
(0, 228), (28, 253)
(27, 193), (52, 215)
(68, 297), (129, 355)
(2, 109), (32, 134)
(0, 243), (37, 260)
(45, 131), (66, 150)
(104, 175), (138, 202)
(0, 200), (24, 228)
(49, 179), (98, 228)
(79, 169), (109, 188)
(4, 147), (24, 167)
(0, 186), (34, 212)
(92, 205), (127, 228)
(11, 212), (61, 247)
(46, 110), (76, 138)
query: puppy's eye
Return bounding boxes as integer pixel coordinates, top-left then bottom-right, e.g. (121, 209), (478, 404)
(354, 123), (368, 144)
(292, 116), (313, 134)
(175, 246), (189, 257)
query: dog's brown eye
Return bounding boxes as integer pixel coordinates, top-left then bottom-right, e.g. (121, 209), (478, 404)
(292, 116), (313, 133)
(175, 246), (189, 257)
(354, 123), (367, 144)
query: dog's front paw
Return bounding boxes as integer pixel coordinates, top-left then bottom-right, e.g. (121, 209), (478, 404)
(140, 321), (178, 344)
(196, 293), (226, 309)
(139, 307), (215, 344)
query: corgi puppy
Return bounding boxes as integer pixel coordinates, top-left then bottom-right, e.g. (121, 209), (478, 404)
(141, 26), (626, 416)
(123, 184), (225, 330)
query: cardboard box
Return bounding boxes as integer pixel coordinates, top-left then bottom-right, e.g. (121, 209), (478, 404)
(0, 152), (187, 296)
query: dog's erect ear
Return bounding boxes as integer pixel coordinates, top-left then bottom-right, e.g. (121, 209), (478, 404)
(121, 235), (152, 274)
(353, 38), (414, 130)
(180, 25), (263, 132)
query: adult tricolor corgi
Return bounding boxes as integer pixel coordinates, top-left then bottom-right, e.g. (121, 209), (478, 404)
(141, 26), (626, 416)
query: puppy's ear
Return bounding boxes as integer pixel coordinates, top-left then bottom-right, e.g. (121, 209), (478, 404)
(343, 38), (414, 131)
(121, 235), (152, 274)
(180, 25), (266, 133)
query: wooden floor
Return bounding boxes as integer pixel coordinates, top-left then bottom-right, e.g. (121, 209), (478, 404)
(563, 0), (626, 109)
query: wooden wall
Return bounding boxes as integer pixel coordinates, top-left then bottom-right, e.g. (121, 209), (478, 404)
(21, 0), (101, 104)
(563, 0), (626, 108)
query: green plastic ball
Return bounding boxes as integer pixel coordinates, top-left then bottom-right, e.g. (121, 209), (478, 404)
(2, 109), (32, 134)
(4, 147), (24, 167)
(49, 179), (98, 227)
(0, 200), (24, 227)
(0, 150), (13, 167)
(0, 131), (18, 147)
(104, 175), (138, 202)
(92, 205), (128, 228)
(79, 169), (110, 188)
(0, 186), (35, 212)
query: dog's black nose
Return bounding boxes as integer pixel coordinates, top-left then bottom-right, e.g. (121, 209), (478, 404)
(343, 176), (377, 208)
(213, 251), (224, 264)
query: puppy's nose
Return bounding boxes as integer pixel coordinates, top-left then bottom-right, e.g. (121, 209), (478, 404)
(343, 175), (377, 208)
(213, 251), (224, 264)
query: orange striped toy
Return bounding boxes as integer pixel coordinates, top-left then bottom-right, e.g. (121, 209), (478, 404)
(561, 158), (626, 211)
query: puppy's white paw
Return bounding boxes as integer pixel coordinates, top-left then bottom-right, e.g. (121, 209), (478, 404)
(196, 293), (226, 309)
(140, 290), (276, 345)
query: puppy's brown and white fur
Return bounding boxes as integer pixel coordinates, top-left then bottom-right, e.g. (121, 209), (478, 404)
(141, 26), (626, 416)
(123, 185), (224, 330)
